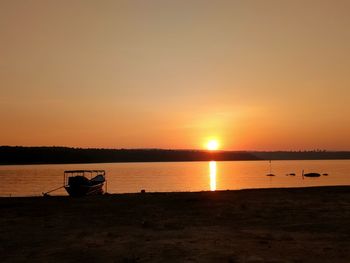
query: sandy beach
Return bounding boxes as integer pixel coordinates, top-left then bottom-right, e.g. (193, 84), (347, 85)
(1, 186), (350, 263)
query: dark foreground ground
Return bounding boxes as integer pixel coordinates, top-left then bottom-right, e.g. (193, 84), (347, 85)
(1, 187), (350, 263)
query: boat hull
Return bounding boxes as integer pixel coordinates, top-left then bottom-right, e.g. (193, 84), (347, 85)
(65, 182), (104, 197)
(303, 173), (321, 177)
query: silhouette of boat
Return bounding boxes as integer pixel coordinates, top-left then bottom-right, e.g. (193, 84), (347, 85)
(266, 160), (276, 176)
(64, 170), (106, 197)
(302, 170), (321, 178)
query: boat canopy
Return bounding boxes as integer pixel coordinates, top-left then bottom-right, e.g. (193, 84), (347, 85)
(63, 170), (106, 186)
(64, 170), (105, 174)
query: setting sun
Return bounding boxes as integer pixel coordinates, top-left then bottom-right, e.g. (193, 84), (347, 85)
(206, 140), (219, 151)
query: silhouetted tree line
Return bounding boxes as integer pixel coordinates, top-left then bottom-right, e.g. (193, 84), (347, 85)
(0, 146), (349, 165)
(251, 151), (350, 160)
(0, 146), (259, 165)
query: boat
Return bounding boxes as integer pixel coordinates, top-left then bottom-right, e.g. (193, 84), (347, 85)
(64, 170), (106, 197)
(302, 170), (321, 178)
(266, 160), (276, 176)
(286, 173), (296, 176)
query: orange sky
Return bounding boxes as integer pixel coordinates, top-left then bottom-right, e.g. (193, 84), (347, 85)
(1, 0), (349, 150)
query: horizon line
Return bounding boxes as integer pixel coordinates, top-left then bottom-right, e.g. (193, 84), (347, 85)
(1, 145), (349, 152)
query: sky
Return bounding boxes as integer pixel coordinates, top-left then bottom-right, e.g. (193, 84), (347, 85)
(1, 0), (349, 150)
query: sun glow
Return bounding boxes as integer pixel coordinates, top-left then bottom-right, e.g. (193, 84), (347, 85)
(206, 139), (219, 151)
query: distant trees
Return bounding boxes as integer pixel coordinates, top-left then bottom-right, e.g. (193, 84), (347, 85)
(0, 146), (349, 165)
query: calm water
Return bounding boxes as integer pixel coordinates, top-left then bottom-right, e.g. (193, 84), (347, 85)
(0, 160), (349, 197)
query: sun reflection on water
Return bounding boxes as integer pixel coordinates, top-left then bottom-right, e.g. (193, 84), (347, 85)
(209, 161), (217, 191)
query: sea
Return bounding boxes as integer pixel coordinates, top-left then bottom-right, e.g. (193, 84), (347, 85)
(0, 160), (349, 197)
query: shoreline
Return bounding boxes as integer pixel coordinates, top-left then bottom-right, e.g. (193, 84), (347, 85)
(1, 185), (349, 199)
(1, 186), (350, 262)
